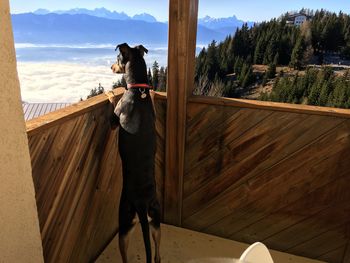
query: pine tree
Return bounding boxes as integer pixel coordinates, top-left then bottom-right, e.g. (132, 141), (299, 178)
(234, 57), (244, 76)
(319, 81), (331, 106)
(290, 36), (305, 70)
(87, 83), (104, 99)
(158, 67), (167, 92)
(308, 79), (322, 105)
(238, 62), (249, 85)
(195, 47), (207, 83)
(148, 68), (153, 86)
(267, 63), (277, 79)
(152, 61), (159, 90)
(253, 38), (264, 64)
(113, 75), (127, 88)
(264, 35), (278, 64)
(204, 40), (220, 81)
(331, 78), (346, 107)
(273, 53), (279, 65)
(341, 44), (350, 59)
(164, 67), (168, 90)
(241, 65), (254, 88)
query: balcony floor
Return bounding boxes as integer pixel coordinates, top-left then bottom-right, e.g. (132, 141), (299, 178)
(96, 224), (324, 263)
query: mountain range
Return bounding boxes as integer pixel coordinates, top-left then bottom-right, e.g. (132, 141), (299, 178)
(33, 8), (158, 22)
(198, 15), (254, 35)
(11, 8), (254, 45)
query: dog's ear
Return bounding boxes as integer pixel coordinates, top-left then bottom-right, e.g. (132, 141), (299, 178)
(135, 45), (148, 57)
(115, 43), (130, 57)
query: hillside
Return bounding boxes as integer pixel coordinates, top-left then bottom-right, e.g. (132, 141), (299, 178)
(194, 9), (350, 108)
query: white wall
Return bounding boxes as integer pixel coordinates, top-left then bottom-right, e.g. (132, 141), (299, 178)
(0, 0), (44, 261)
(294, 15), (307, 25)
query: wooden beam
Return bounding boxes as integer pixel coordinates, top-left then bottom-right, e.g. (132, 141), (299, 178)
(164, 0), (199, 225)
(26, 90), (167, 136)
(189, 95), (350, 119)
(26, 89), (124, 136)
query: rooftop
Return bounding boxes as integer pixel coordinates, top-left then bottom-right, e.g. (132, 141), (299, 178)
(22, 102), (71, 121)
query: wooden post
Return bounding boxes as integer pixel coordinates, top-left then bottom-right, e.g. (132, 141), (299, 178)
(164, 0), (199, 225)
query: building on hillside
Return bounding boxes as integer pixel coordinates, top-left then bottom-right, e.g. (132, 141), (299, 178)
(286, 13), (311, 26)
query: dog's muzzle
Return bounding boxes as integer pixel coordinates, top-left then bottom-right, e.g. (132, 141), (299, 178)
(111, 62), (125, 74)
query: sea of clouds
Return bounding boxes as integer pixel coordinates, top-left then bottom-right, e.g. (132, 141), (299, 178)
(16, 44), (168, 103)
(16, 43), (205, 103)
(18, 62), (121, 103)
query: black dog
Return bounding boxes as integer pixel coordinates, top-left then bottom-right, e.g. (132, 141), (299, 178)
(108, 43), (161, 263)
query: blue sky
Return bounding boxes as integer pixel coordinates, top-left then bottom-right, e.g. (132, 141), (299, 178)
(10, 0), (350, 22)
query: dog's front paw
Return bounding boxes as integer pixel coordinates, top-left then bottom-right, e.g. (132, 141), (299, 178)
(105, 91), (117, 104)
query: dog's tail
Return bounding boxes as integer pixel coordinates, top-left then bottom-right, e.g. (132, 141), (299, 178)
(136, 204), (152, 263)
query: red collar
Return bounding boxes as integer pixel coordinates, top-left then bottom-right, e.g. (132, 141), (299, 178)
(127, 83), (152, 89)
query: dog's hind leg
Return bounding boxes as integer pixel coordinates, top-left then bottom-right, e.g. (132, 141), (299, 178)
(135, 204), (152, 263)
(150, 223), (161, 263)
(119, 193), (136, 263)
(150, 200), (161, 263)
(119, 224), (135, 263)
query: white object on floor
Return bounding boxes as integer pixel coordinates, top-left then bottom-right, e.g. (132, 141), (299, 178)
(187, 258), (241, 263)
(97, 224), (323, 263)
(240, 242), (274, 263)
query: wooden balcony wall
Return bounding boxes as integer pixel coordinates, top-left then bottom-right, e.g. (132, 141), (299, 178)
(163, 1), (350, 262)
(26, 89), (167, 263)
(24, 1), (350, 262)
(26, 88), (350, 263)
(181, 96), (350, 263)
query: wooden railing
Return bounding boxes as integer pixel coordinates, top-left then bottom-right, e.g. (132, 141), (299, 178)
(27, 88), (350, 263)
(26, 89), (167, 262)
(182, 96), (350, 263)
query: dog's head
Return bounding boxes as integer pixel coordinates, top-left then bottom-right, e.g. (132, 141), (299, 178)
(111, 43), (148, 74)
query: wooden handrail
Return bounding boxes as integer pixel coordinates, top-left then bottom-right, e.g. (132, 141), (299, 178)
(154, 91), (167, 100)
(26, 86), (350, 137)
(26, 89), (123, 136)
(26, 89), (168, 136)
(189, 95), (350, 119)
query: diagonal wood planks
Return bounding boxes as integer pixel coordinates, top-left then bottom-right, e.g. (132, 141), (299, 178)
(26, 92), (167, 263)
(183, 99), (350, 263)
(26, 87), (350, 262)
